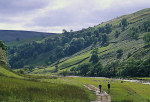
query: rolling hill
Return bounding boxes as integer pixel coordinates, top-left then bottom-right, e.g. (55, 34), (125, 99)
(29, 8), (150, 76)
(0, 41), (94, 102)
(0, 30), (57, 42)
(0, 41), (23, 78)
(7, 8), (150, 77)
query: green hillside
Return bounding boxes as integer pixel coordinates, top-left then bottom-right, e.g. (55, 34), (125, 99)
(0, 66), (23, 78)
(1, 8), (150, 102)
(0, 41), (95, 102)
(0, 40), (23, 78)
(29, 8), (150, 77)
(6, 8), (150, 77)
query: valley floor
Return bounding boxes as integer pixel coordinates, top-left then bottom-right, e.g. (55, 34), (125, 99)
(1, 72), (150, 102)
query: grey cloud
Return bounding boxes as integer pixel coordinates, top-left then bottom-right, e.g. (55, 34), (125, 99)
(0, 0), (150, 33)
(0, 0), (50, 15)
(32, 9), (76, 27)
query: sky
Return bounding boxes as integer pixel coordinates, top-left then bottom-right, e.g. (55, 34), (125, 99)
(0, 0), (150, 33)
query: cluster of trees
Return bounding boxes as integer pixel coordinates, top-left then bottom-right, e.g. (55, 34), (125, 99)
(9, 23), (112, 68)
(129, 27), (139, 40)
(70, 32), (150, 77)
(143, 32), (150, 44)
(98, 24), (112, 34)
(116, 49), (123, 59)
(0, 41), (7, 66)
(120, 57), (150, 77)
(115, 30), (120, 38)
(0, 40), (7, 51)
(120, 18), (128, 31)
(72, 56), (150, 77)
(128, 20), (150, 40)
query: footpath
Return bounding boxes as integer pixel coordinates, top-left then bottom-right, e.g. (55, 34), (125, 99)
(84, 84), (111, 102)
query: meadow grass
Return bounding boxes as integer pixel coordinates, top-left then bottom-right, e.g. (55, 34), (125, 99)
(0, 75), (96, 102)
(63, 77), (150, 102)
(0, 66), (24, 79)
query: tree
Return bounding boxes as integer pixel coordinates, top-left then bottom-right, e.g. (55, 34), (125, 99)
(121, 18), (128, 27)
(90, 48), (99, 63)
(116, 49), (123, 59)
(78, 63), (91, 76)
(105, 24), (112, 34)
(130, 32), (139, 40)
(115, 30), (120, 38)
(62, 70), (68, 76)
(103, 61), (119, 77)
(90, 62), (103, 77)
(143, 32), (150, 44)
(143, 21), (150, 32)
(62, 29), (69, 37)
(129, 27), (139, 40)
(0, 40), (7, 51)
(101, 34), (109, 46)
(90, 54), (99, 63)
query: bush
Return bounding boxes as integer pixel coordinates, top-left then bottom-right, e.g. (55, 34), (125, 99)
(116, 49), (123, 59)
(143, 32), (150, 44)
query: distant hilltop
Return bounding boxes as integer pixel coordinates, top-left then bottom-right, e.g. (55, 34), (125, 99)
(0, 30), (57, 42)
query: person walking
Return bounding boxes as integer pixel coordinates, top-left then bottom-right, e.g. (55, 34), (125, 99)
(99, 83), (102, 93)
(108, 82), (110, 93)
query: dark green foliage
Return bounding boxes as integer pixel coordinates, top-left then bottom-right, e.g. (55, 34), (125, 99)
(116, 49), (123, 59)
(115, 30), (120, 38)
(89, 62), (103, 77)
(120, 18), (128, 32)
(121, 57), (150, 77)
(90, 48), (99, 63)
(98, 24), (112, 34)
(78, 63), (91, 76)
(101, 34), (109, 46)
(143, 21), (150, 32)
(127, 52), (132, 58)
(130, 32), (139, 40)
(62, 70), (68, 76)
(121, 18), (128, 27)
(0, 40), (7, 51)
(90, 54), (99, 63)
(102, 61), (119, 77)
(129, 27), (139, 40)
(105, 24), (112, 34)
(8, 25), (111, 68)
(62, 29), (69, 37)
(121, 26), (125, 32)
(143, 32), (150, 44)
(0, 41), (8, 66)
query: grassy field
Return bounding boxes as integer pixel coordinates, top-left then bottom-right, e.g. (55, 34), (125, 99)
(62, 77), (150, 102)
(1, 64), (150, 102)
(0, 66), (24, 79)
(0, 76), (96, 102)
(0, 66), (96, 102)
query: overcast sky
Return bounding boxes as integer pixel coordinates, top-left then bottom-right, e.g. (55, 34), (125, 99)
(0, 0), (149, 33)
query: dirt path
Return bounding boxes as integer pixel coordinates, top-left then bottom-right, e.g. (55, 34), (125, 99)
(84, 84), (111, 102)
(62, 78), (111, 102)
